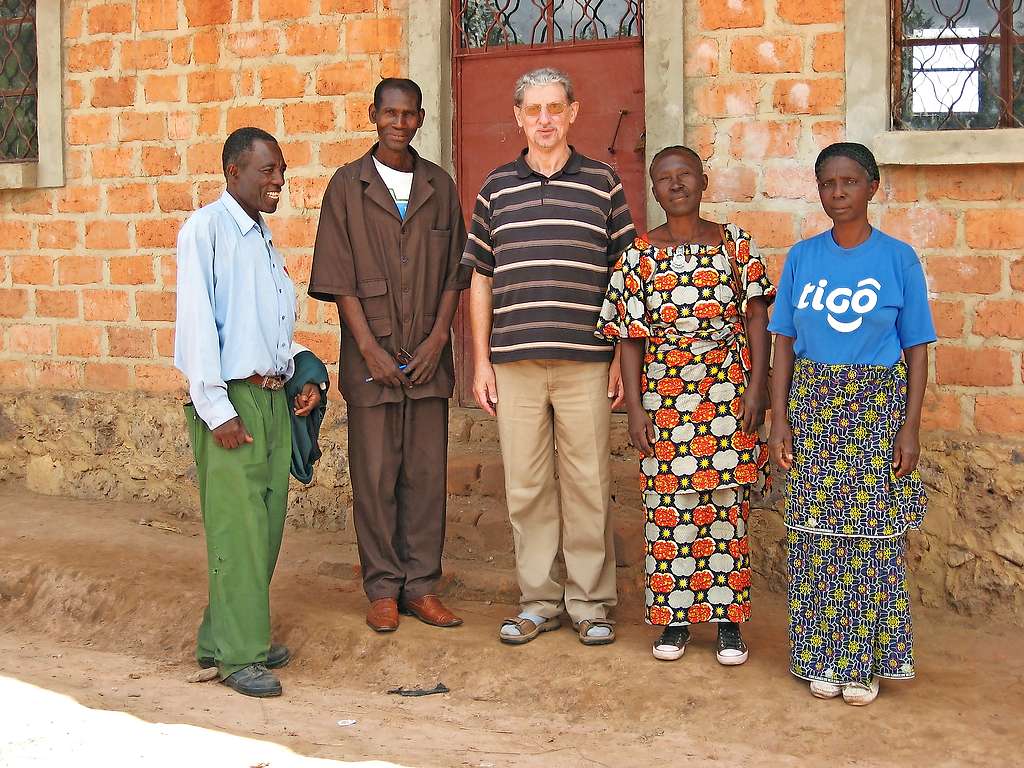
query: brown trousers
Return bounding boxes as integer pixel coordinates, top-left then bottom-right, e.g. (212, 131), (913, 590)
(493, 359), (617, 624)
(347, 396), (448, 601)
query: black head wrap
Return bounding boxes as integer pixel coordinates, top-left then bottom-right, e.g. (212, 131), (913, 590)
(814, 142), (880, 183)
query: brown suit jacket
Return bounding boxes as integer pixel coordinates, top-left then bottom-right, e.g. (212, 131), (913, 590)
(308, 145), (470, 407)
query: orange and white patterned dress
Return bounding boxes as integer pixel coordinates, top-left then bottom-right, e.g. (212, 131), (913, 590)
(596, 224), (775, 626)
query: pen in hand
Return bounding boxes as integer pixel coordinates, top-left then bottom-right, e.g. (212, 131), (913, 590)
(365, 364), (407, 384)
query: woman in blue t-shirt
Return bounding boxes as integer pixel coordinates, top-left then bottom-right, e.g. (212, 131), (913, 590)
(768, 142), (936, 707)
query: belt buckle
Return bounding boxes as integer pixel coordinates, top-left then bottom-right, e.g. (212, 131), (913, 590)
(262, 375), (283, 391)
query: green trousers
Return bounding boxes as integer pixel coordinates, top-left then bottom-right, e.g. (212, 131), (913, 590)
(184, 381), (291, 678)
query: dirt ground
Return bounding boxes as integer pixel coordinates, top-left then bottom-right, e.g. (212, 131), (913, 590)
(0, 487), (1021, 768)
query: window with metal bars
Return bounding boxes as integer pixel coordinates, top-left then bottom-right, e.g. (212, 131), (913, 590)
(453, 0), (641, 52)
(0, 0), (36, 161)
(892, 0), (1024, 130)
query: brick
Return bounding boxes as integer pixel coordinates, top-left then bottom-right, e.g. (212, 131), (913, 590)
(84, 221), (130, 250)
(228, 29), (280, 58)
(107, 327), (152, 358)
(924, 166), (1011, 201)
(57, 325), (103, 357)
(198, 107), (223, 136)
(930, 299), (965, 338)
(316, 61), (373, 96)
(345, 18), (403, 54)
(777, 0), (843, 24)
(344, 99), (374, 132)
(974, 300), (1024, 339)
(186, 142), (223, 175)
(878, 167), (920, 203)
(773, 78), (844, 115)
(57, 186), (101, 214)
(136, 291), (176, 321)
(187, 70), (234, 103)
(144, 74), (181, 103)
(11, 255), (55, 284)
(929, 257), (999, 296)
(91, 146), (136, 178)
(156, 182), (194, 212)
(812, 32), (844, 73)
(0, 361), (33, 388)
(58, 256), (104, 285)
(293, 330), (339, 365)
(260, 65), (306, 99)
(185, 0), (231, 27)
(286, 24), (341, 55)
(7, 325), (51, 355)
(168, 111), (194, 141)
(68, 41), (113, 72)
(261, 0), (311, 21)
(198, 180), (225, 206)
(704, 166), (757, 203)
(274, 216), (317, 248)
(12, 191), (53, 215)
(731, 211), (797, 248)
(695, 82), (759, 118)
(193, 30), (221, 65)
(135, 364), (185, 393)
(0, 221), (32, 249)
(64, 6), (83, 38)
(109, 256), (155, 285)
(974, 396), (1024, 436)
(35, 290), (80, 319)
(284, 102), (336, 134)
(965, 210), (1024, 249)
(120, 112), (166, 142)
(688, 124), (717, 162)
(288, 175), (331, 209)
(698, 0), (764, 29)
(0, 289), (29, 318)
(880, 208), (957, 250)
(83, 290), (130, 321)
(239, 70), (255, 97)
(323, 0), (373, 10)
(137, 218), (184, 249)
(375, 53), (402, 79)
(67, 114), (112, 146)
(142, 146), (182, 176)
(685, 37), (719, 77)
(121, 39), (169, 70)
(764, 166), (818, 201)
(107, 183), (155, 214)
(1010, 259), (1024, 291)
(138, 0), (178, 31)
(729, 120), (800, 160)
(85, 362), (133, 390)
(935, 346), (1013, 387)
(227, 105), (276, 133)
(155, 327), (175, 358)
(731, 35), (802, 73)
(66, 81), (85, 109)
(88, 4), (132, 34)
(37, 221), (78, 250)
(280, 140), (312, 167)
(171, 36), (190, 65)
(160, 256), (178, 286)
(36, 361), (82, 389)
(921, 389), (962, 432)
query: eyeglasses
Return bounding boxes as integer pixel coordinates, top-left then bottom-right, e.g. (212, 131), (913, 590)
(519, 101), (569, 118)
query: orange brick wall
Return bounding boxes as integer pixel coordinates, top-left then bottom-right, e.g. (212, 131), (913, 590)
(0, 0), (1022, 440)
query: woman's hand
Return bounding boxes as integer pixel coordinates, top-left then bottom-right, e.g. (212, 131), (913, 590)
(737, 386), (768, 435)
(892, 425), (921, 479)
(769, 417), (793, 470)
(627, 403), (656, 457)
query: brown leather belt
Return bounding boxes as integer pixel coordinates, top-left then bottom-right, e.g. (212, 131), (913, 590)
(241, 373), (285, 390)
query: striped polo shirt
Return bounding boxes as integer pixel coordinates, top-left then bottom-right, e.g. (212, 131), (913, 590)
(462, 148), (636, 364)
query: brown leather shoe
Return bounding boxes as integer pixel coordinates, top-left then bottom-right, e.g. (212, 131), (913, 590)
(402, 595), (463, 627)
(366, 598), (399, 632)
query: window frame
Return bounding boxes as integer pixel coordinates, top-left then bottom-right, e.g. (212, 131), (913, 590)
(0, 0), (63, 190)
(846, 0), (1024, 165)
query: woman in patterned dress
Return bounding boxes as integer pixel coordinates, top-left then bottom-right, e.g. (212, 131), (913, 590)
(769, 143), (935, 706)
(596, 146), (775, 663)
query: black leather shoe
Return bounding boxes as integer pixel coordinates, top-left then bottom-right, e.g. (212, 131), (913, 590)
(199, 644), (290, 670)
(220, 664), (282, 697)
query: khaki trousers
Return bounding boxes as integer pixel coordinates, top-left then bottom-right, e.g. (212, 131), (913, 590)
(493, 359), (617, 623)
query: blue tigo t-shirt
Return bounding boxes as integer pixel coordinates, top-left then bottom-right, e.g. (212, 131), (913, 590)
(768, 228), (936, 366)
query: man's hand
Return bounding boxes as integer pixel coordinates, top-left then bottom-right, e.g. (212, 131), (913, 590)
(473, 362), (499, 416)
(627, 404), (655, 457)
(404, 334), (447, 386)
(363, 341), (407, 388)
(737, 386), (768, 435)
(212, 416), (253, 450)
(892, 425), (921, 479)
(607, 355), (625, 409)
(769, 418), (793, 471)
(293, 382), (322, 416)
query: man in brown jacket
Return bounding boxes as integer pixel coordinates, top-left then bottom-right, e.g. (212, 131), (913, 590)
(309, 78), (470, 632)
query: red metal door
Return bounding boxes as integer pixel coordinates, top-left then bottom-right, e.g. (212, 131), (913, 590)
(451, 1), (646, 405)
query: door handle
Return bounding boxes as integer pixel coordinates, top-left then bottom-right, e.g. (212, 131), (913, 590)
(607, 109), (628, 155)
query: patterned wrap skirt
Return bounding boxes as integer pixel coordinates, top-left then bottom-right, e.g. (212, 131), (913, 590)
(785, 358), (925, 684)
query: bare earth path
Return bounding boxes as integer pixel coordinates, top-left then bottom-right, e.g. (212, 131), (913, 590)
(0, 487), (1020, 767)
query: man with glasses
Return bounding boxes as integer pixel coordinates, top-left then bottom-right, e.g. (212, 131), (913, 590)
(462, 67), (636, 646)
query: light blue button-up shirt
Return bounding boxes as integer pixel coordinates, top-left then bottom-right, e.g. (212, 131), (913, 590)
(174, 191), (297, 430)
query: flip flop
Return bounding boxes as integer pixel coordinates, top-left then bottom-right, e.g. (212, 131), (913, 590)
(574, 619), (616, 646)
(498, 616), (561, 645)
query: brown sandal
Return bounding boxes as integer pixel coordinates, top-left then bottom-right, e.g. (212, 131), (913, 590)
(574, 619), (616, 646)
(498, 616), (561, 645)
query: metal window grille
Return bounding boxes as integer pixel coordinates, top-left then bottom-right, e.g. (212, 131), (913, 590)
(0, 0), (37, 161)
(453, 0), (642, 53)
(891, 0), (1024, 130)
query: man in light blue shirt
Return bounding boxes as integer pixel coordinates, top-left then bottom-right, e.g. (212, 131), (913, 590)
(175, 127), (320, 698)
